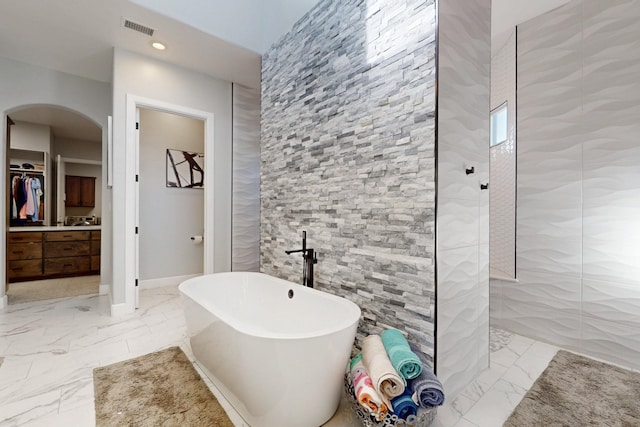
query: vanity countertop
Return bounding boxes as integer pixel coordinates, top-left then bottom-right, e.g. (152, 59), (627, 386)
(9, 225), (102, 232)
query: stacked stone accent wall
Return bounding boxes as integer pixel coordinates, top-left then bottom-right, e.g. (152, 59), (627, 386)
(261, 0), (437, 358)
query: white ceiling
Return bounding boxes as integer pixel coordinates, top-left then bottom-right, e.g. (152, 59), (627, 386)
(1, 0), (571, 139)
(0, 0), (261, 87)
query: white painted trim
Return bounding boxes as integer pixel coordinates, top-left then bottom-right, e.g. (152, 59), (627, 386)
(107, 115), (113, 187)
(110, 301), (130, 317)
(61, 157), (102, 166)
(139, 274), (201, 290)
(99, 284), (110, 295)
(124, 94), (215, 315)
(0, 294), (7, 310)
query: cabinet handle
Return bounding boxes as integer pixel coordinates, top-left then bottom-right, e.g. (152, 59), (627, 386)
(64, 247), (73, 251)
(13, 250), (24, 254)
(63, 263), (73, 267)
(63, 235), (73, 238)
(14, 267), (23, 271)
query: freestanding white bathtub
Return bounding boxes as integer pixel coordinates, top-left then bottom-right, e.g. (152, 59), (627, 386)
(179, 272), (361, 427)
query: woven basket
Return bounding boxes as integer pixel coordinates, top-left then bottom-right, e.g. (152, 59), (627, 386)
(344, 373), (437, 427)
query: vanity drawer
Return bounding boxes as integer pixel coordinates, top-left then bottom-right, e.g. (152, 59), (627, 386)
(45, 231), (90, 242)
(8, 232), (43, 243)
(91, 231), (101, 240)
(91, 255), (100, 272)
(90, 240), (100, 256)
(44, 241), (90, 258)
(8, 260), (43, 279)
(7, 243), (42, 260)
(44, 257), (90, 275)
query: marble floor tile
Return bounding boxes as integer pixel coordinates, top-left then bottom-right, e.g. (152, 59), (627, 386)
(463, 379), (527, 427)
(0, 286), (573, 427)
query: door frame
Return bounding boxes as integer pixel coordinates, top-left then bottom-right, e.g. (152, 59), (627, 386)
(125, 95), (214, 310)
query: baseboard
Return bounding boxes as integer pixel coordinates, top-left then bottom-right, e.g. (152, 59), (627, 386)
(139, 274), (200, 290)
(0, 294), (7, 310)
(99, 284), (110, 296)
(110, 301), (132, 316)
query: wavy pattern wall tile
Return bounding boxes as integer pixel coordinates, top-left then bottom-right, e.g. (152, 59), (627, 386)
(500, 299), (582, 350)
(232, 84), (260, 272)
(581, 317), (640, 370)
(436, 0), (490, 399)
(516, 235), (582, 277)
(495, 0), (640, 372)
(583, 279), (640, 328)
(502, 271), (581, 314)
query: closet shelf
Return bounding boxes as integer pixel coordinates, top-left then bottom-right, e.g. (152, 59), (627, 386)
(10, 168), (45, 174)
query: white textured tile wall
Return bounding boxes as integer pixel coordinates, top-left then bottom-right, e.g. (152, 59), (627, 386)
(494, 0), (640, 371)
(489, 30), (516, 278)
(436, 0), (491, 400)
(232, 84), (261, 272)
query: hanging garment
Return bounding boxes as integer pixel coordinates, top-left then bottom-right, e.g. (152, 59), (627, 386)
(25, 177), (35, 218)
(31, 176), (42, 221)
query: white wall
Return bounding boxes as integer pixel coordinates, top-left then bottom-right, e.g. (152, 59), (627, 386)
(11, 121), (51, 153)
(0, 56), (111, 309)
(54, 138), (101, 161)
(139, 108), (204, 280)
(111, 48), (232, 312)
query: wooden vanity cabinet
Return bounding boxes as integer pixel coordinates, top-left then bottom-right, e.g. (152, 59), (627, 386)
(7, 232), (43, 280)
(44, 231), (91, 276)
(8, 229), (101, 282)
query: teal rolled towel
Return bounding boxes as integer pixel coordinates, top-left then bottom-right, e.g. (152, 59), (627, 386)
(381, 329), (423, 380)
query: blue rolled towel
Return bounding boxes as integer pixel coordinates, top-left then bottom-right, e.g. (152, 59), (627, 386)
(390, 390), (418, 420)
(407, 344), (445, 407)
(380, 329), (422, 380)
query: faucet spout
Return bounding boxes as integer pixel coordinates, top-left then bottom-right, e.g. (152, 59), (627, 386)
(285, 230), (317, 288)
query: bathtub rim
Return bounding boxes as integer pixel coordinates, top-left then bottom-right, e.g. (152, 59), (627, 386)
(179, 271), (362, 340)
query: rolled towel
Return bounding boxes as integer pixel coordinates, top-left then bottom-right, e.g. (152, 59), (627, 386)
(407, 344), (445, 407)
(362, 334), (405, 408)
(349, 353), (389, 421)
(390, 390), (418, 420)
(380, 328), (423, 380)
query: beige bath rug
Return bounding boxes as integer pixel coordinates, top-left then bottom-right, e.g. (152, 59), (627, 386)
(7, 275), (99, 305)
(504, 350), (640, 426)
(93, 346), (234, 427)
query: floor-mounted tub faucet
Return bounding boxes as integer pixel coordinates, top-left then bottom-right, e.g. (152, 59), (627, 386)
(285, 230), (318, 288)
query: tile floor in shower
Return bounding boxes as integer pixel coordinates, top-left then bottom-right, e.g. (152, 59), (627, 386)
(0, 285), (559, 427)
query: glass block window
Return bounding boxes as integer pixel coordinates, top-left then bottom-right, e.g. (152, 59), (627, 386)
(490, 102), (508, 147)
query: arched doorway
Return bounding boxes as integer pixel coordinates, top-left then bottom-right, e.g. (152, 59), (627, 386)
(5, 105), (104, 305)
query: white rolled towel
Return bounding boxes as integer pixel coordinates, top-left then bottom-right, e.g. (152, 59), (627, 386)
(362, 334), (406, 409)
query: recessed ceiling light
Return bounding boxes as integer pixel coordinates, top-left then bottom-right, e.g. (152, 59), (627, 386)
(151, 41), (166, 51)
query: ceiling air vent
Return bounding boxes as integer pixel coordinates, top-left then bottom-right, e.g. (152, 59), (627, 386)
(122, 18), (155, 37)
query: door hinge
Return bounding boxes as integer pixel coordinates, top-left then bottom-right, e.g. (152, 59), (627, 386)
(136, 122), (139, 130)
(135, 174), (139, 182)
(135, 279), (139, 287)
(135, 226), (139, 234)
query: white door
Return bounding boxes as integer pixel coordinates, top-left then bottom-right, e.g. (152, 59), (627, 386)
(134, 108), (140, 308)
